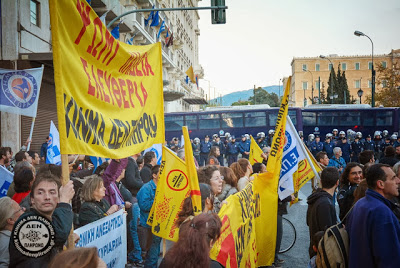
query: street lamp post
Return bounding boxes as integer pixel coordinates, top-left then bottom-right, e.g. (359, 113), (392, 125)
(357, 89), (363, 104)
(303, 68), (314, 104)
(320, 55), (334, 104)
(279, 78), (282, 100)
(354, 30), (375, 107)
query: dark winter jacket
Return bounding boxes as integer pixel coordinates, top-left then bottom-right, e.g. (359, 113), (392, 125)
(122, 157), (143, 196)
(337, 183), (357, 221)
(79, 199), (111, 227)
(9, 204), (73, 268)
(140, 163), (153, 183)
(306, 189), (337, 258)
(347, 189), (400, 268)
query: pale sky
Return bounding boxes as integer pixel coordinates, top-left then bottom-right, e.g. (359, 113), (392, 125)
(197, 0), (400, 98)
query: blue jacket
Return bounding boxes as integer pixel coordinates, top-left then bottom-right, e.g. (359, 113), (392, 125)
(347, 189), (400, 268)
(323, 142), (334, 158)
(137, 180), (156, 228)
(226, 142), (239, 155)
(328, 157), (346, 173)
(200, 141), (212, 154)
(338, 142), (352, 162)
(238, 140), (250, 154)
(310, 141), (324, 156)
(363, 140), (375, 151)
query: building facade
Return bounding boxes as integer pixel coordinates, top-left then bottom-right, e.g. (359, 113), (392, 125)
(290, 50), (400, 107)
(0, 0), (205, 153)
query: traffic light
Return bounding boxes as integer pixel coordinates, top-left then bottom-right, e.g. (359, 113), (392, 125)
(211, 0), (226, 24)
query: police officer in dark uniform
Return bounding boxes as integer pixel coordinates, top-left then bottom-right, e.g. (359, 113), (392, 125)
(200, 135), (212, 166)
(192, 137), (201, 164)
(363, 135), (375, 151)
(351, 136), (363, 162)
(238, 135), (250, 159)
(310, 135), (324, 157)
(226, 136), (239, 166)
(338, 136), (352, 163)
(381, 136), (393, 154)
(323, 136), (334, 159)
(373, 131), (383, 160)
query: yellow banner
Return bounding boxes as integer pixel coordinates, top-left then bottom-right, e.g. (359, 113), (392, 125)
(182, 126), (202, 213)
(147, 146), (190, 242)
(49, 0), (164, 158)
(210, 183), (259, 268)
(249, 135), (263, 165)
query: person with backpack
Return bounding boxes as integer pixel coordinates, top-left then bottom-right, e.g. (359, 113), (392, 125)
(346, 164), (400, 268)
(306, 167), (339, 258)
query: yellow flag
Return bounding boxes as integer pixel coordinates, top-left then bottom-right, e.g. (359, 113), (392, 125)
(147, 146), (190, 241)
(291, 146), (321, 205)
(49, 0), (164, 158)
(256, 76), (291, 266)
(186, 66), (196, 83)
(182, 126), (202, 213)
(249, 135), (263, 165)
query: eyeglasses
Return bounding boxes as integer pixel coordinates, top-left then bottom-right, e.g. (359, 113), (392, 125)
(12, 207), (25, 216)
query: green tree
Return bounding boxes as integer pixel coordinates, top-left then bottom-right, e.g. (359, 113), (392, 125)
(365, 62), (400, 107)
(326, 67), (337, 103)
(320, 82), (327, 104)
(248, 87), (279, 107)
(337, 69), (351, 104)
(231, 100), (252, 106)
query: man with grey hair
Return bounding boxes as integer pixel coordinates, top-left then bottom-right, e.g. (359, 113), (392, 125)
(0, 197), (25, 268)
(328, 147), (346, 174)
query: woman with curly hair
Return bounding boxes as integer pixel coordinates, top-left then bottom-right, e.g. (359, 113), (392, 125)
(159, 213), (223, 268)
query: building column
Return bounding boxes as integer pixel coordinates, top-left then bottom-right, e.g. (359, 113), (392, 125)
(1, 113), (21, 153)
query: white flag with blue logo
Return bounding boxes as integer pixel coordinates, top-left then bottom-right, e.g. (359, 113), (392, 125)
(46, 121), (62, 165)
(0, 165), (13, 197)
(278, 119), (306, 200)
(89, 156), (109, 173)
(0, 66), (43, 117)
(144, 143), (162, 165)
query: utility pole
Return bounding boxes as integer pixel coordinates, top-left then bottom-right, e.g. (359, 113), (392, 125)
(254, 84), (256, 105)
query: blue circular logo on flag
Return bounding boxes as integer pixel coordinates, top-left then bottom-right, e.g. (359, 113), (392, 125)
(2, 71), (37, 109)
(283, 131), (292, 151)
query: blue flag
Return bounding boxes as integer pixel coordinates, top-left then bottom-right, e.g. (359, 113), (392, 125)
(144, 6), (155, 26)
(185, 76), (189, 84)
(157, 21), (165, 39)
(126, 36), (134, 45)
(111, 24), (120, 39)
(150, 11), (160, 27)
(86, 0), (91, 5)
(46, 121), (61, 165)
(0, 166), (13, 197)
(90, 156), (110, 173)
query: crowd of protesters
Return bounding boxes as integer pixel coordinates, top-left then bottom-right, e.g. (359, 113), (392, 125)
(1, 126), (400, 268)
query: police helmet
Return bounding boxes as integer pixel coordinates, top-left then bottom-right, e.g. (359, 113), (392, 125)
(339, 131), (345, 136)
(225, 132), (231, 138)
(259, 132), (266, 138)
(309, 134), (315, 140)
(268, 129), (275, 135)
(374, 130), (381, 137)
(326, 133), (333, 138)
(356, 132), (362, 138)
(194, 137), (200, 143)
(212, 134), (218, 139)
(245, 134), (250, 139)
(333, 129), (338, 133)
(391, 134), (397, 140)
(383, 130), (389, 136)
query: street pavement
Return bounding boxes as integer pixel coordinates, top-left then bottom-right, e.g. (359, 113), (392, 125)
(277, 181), (313, 268)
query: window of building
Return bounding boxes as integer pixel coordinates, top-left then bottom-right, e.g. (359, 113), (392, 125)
(328, 63), (333, 71)
(342, 63), (347, 71)
(382, 61), (387, 68)
(30, 0), (40, 26)
(302, 64), (307, 71)
(355, 80), (360, 88)
(302, 82), (308, 90)
(355, 62), (360, 70)
(382, 80), (387, 88)
(315, 64), (320, 71)
(315, 81), (320, 90)
(368, 62), (373, 70)
(368, 80), (372, 88)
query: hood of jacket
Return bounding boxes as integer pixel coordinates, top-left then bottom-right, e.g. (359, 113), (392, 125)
(307, 188), (333, 206)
